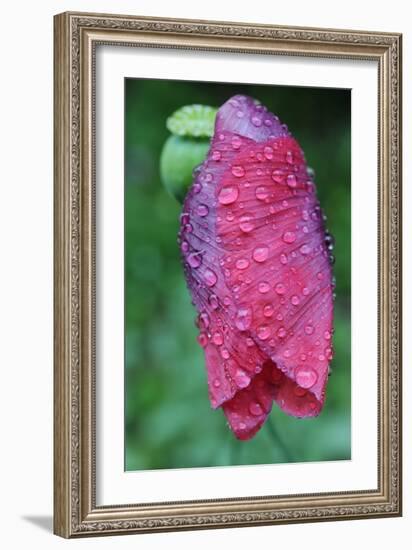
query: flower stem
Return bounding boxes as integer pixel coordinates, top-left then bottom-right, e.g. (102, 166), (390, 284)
(266, 418), (294, 463)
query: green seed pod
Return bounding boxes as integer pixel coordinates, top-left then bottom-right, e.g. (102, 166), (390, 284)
(160, 136), (210, 203)
(160, 105), (217, 203)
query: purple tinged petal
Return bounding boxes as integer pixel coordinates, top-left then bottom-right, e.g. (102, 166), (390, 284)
(214, 95), (290, 142)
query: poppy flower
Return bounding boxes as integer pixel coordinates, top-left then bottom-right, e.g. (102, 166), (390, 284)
(178, 95), (334, 440)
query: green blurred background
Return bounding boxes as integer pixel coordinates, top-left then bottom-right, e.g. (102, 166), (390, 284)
(125, 79), (351, 471)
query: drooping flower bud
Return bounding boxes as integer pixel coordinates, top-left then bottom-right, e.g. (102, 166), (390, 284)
(179, 95), (334, 440)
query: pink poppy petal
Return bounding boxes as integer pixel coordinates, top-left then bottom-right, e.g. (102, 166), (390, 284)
(215, 95), (289, 142)
(179, 94), (334, 440)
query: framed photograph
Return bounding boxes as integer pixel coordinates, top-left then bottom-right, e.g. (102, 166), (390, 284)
(53, 11), (402, 538)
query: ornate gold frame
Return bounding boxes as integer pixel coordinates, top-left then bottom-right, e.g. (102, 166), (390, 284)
(53, 11), (402, 538)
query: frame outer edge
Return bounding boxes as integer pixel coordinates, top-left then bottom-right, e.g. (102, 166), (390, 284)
(53, 12), (72, 539)
(52, 10), (402, 537)
(398, 33), (403, 517)
(393, 33), (402, 516)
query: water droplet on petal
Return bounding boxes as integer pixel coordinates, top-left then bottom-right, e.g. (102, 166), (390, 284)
(204, 268), (217, 287)
(218, 185), (239, 205)
(271, 169), (284, 183)
(286, 174), (297, 188)
(275, 282), (286, 295)
(253, 246), (269, 263)
(209, 294), (219, 310)
(231, 165), (245, 178)
(304, 324), (314, 335)
(324, 330), (331, 340)
(263, 304), (274, 317)
(258, 281), (270, 294)
(231, 135), (242, 150)
(286, 150), (294, 164)
(295, 365), (318, 389)
(302, 287), (310, 296)
(181, 240), (189, 253)
(283, 231), (296, 244)
(192, 183), (202, 194)
(291, 295), (300, 306)
(212, 150), (221, 161)
(180, 213), (190, 225)
(239, 214), (255, 233)
(277, 327), (287, 338)
(294, 385), (307, 397)
(213, 378), (221, 388)
(234, 368), (251, 389)
(188, 252), (202, 268)
(197, 332), (208, 347)
(325, 232), (335, 247)
(280, 253), (288, 265)
(199, 312), (210, 329)
(220, 347), (230, 359)
(257, 325), (271, 340)
(212, 331), (223, 346)
(249, 402), (263, 416)
(235, 258), (249, 271)
(235, 306), (253, 331)
(196, 204), (209, 217)
(300, 244), (311, 255)
(263, 146), (273, 159)
(255, 186), (269, 201)
(252, 116), (262, 127)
